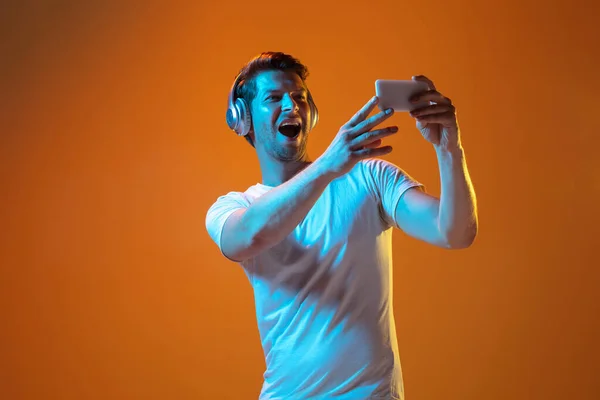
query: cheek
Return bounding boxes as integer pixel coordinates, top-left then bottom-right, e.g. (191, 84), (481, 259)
(252, 105), (277, 129)
(254, 118), (274, 136)
(301, 103), (311, 122)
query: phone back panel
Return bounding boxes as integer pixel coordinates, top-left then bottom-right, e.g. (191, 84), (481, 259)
(375, 79), (430, 111)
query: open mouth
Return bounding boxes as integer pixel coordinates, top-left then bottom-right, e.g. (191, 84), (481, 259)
(278, 122), (302, 139)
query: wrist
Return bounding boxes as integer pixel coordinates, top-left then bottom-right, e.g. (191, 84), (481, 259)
(312, 155), (342, 181)
(311, 156), (340, 181)
(434, 143), (465, 158)
(434, 145), (466, 172)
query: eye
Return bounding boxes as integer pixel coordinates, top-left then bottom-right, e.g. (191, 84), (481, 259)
(267, 95), (281, 101)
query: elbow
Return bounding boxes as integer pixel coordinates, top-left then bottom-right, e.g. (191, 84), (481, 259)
(444, 222), (478, 250)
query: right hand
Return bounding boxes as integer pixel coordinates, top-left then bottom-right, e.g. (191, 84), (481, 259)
(319, 96), (398, 177)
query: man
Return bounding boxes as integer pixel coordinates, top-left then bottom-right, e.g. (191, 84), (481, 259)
(206, 51), (478, 400)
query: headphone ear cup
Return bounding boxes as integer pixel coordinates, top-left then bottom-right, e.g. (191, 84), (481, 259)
(226, 73), (252, 137)
(308, 94), (319, 131)
(226, 98), (252, 136)
(235, 98), (252, 136)
(226, 103), (238, 132)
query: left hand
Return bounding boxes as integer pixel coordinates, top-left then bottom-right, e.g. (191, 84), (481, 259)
(409, 75), (461, 151)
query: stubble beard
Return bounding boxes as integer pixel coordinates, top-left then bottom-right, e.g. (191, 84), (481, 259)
(274, 136), (308, 162)
(260, 126), (308, 162)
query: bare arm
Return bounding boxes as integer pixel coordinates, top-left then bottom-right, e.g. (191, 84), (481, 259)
(220, 96), (399, 261)
(221, 160), (335, 261)
(396, 146), (478, 249)
(436, 146), (478, 247)
(395, 75), (478, 249)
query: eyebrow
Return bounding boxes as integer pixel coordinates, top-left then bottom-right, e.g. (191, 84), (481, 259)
(262, 89), (307, 95)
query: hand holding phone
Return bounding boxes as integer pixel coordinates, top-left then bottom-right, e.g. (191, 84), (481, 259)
(375, 79), (430, 112)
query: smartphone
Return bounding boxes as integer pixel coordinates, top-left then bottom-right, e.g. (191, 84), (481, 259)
(375, 79), (430, 112)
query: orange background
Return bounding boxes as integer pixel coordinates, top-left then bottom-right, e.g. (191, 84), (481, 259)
(1, 1), (599, 399)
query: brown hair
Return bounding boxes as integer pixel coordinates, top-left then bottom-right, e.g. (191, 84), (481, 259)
(233, 51), (310, 147)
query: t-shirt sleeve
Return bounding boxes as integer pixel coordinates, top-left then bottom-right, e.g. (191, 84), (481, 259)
(205, 191), (250, 261)
(361, 158), (425, 229)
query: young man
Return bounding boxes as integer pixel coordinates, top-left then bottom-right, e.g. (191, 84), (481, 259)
(206, 51), (478, 400)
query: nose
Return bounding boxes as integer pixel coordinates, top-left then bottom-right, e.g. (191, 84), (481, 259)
(281, 93), (299, 113)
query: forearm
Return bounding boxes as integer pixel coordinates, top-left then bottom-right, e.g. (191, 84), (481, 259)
(435, 145), (478, 247)
(241, 158), (335, 249)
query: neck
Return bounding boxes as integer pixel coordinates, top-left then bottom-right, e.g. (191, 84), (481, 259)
(256, 150), (312, 187)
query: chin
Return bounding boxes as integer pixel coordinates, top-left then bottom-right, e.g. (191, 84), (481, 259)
(276, 144), (307, 162)
(277, 150), (304, 162)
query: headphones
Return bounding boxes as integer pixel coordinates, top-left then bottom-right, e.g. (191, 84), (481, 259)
(226, 72), (319, 137)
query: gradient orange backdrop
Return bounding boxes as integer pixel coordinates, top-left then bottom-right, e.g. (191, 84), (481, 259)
(1, 1), (599, 399)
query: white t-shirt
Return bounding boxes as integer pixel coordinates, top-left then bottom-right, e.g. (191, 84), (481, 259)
(206, 158), (424, 400)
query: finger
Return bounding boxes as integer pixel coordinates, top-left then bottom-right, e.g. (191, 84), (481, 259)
(354, 145), (394, 159)
(410, 104), (455, 118)
(410, 90), (451, 105)
(361, 139), (382, 149)
(350, 126), (398, 150)
(350, 108), (394, 138)
(412, 75), (436, 90)
(348, 96), (380, 127)
(414, 111), (457, 125)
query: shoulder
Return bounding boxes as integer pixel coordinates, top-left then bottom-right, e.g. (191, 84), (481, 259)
(207, 184), (267, 210)
(205, 185), (261, 223)
(359, 157), (403, 173)
(208, 189), (248, 208)
(205, 185), (264, 247)
(355, 157), (424, 201)
(355, 157), (408, 184)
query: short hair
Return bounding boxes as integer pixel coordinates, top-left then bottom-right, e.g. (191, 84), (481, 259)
(232, 51), (310, 147)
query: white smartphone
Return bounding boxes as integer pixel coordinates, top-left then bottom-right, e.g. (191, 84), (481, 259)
(375, 79), (430, 112)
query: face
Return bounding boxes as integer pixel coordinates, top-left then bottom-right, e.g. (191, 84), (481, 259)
(249, 70), (312, 162)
